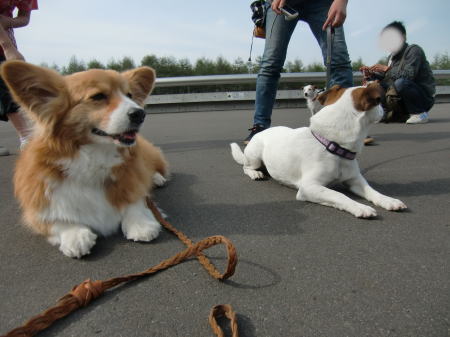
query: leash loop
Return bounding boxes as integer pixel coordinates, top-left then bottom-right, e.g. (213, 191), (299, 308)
(209, 304), (240, 337)
(2, 198), (239, 337)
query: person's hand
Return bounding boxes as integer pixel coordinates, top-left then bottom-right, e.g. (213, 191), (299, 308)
(0, 15), (10, 29)
(322, 0), (348, 30)
(4, 46), (24, 61)
(271, 0), (286, 15)
(359, 66), (370, 72)
(370, 64), (390, 73)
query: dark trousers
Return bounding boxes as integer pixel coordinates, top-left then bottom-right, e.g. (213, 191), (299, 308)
(393, 78), (434, 115)
(0, 56), (19, 122)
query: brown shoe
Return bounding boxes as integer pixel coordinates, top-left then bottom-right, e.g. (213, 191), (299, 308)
(364, 136), (375, 146)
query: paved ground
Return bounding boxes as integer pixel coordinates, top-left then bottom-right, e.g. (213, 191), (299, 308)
(1, 104), (450, 337)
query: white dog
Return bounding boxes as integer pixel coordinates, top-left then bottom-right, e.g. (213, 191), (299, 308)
(302, 84), (323, 115)
(231, 83), (407, 218)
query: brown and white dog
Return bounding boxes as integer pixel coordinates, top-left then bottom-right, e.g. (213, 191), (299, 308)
(231, 82), (407, 218)
(1, 61), (169, 258)
(302, 84), (323, 115)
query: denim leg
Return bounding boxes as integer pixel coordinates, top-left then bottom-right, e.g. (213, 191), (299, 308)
(253, 7), (298, 127)
(394, 78), (434, 114)
(302, 1), (353, 88)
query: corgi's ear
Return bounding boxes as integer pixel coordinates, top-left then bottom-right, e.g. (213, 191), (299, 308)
(0, 61), (70, 124)
(122, 67), (156, 106)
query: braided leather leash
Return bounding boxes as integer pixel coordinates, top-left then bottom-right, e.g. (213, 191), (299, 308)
(2, 198), (239, 337)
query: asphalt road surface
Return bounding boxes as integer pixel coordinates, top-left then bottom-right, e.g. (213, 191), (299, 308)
(1, 104), (449, 337)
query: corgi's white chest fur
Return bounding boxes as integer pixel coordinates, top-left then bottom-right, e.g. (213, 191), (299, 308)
(40, 144), (124, 236)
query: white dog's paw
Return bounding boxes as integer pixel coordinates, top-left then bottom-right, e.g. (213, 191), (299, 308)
(244, 168), (265, 180)
(153, 172), (167, 187)
(53, 227), (97, 259)
(375, 197), (407, 211)
(122, 219), (161, 242)
(350, 204), (377, 218)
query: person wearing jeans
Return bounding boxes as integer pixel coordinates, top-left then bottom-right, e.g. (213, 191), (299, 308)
(245, 0), (353, 143)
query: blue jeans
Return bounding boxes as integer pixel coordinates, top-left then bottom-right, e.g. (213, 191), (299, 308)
(393, 78), (434, 114)
(253, 0), (353, 127)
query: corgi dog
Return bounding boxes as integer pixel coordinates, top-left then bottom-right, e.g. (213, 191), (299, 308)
(1, 61), (169, 258)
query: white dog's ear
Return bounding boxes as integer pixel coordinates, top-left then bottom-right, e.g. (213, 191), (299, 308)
(122, 67), (156, 106)
(316, 84), (344, 105)
(0, 61), (70, 125)
(352, 83), (382, 112)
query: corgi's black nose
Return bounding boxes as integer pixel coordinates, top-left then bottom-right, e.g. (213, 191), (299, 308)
(128, 108), (146, 125)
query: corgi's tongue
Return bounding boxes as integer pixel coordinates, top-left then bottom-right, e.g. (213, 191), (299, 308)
(121, 131), (136, 140)
(112, 130), (137, 145)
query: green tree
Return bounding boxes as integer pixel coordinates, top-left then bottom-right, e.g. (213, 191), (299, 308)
(177, 58), (194, 76)
(351, 57), (364, 71)
(62, 56), (86, 75)
(285, 58), (303, 73)
(106, 58), (123, 72)
(87, 59), (105, 69)
(194, 57), (216, 75)
(431, 52), (450, 70)
(305, 62), (326, 72)
(141, 54), (159, 69)
(232, 58), (248, 74)
(120, 56), (135, 71)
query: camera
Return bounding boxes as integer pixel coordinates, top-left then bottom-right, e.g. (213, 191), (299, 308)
(280, 4), (299, 21)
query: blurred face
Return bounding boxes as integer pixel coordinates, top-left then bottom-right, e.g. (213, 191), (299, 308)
(379, 27), (405, 54)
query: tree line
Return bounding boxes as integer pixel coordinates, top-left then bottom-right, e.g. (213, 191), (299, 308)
(40, 53), (449, 94)
(41, 52), (450, 77)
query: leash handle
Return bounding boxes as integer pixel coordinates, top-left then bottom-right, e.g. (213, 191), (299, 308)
(326, 25), (335, 89)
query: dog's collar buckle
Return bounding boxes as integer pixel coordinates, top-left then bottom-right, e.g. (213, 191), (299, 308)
(311, 130), (357, 160)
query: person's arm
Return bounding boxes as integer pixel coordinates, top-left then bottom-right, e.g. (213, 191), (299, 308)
(0, 10), (31, 29)
(322, 0), (348, 30)
(0, 25), (24, 60)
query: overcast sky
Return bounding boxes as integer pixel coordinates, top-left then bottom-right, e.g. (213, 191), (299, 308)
(14, 0), (450, 69)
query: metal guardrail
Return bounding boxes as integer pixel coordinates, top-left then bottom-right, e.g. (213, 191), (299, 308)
(154, 70), (450, 88)
(145, 70), (450, 112)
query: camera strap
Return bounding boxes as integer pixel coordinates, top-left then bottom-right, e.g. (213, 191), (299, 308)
(326, 25), (334, 89)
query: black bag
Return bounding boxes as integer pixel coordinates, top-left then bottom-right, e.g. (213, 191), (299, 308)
(250, 0), (266, 38)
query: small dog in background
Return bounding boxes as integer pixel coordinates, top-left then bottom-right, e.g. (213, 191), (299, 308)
(302, 84), (324, 115)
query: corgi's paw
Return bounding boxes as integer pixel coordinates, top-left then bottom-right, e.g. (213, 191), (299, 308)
(122, 215), (161, 242)
(49, 225), (97, 258)
(153, 172), (167, 187)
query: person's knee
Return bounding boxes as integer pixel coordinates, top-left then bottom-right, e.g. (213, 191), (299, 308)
(393, 78), (413, 94)
(259, 59), (283, 77)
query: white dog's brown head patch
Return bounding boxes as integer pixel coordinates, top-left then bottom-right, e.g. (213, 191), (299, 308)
(351, 82), (383, 112)
(316, 84), (346, 106)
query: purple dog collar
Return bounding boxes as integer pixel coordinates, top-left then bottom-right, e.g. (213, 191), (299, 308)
(311, 130), (357, 160)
